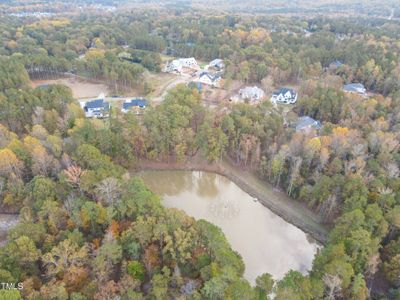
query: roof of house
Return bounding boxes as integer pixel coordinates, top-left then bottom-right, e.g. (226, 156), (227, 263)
(295, 116), (321, 131)
(123, 99), (147, 110)
(199, 71), (221, 82)
(273, 87), (296, 96)
(178, 57), (198, 65)
(343, 83), (366, 93)
(166, 57), (198, 71)
(181, 57), (196, 61)
(85, 99), (110, 109)
(239, 86), (265, 97)
(330, 60), (344, 68)
(168, 60), (182, 68)
(210, 59), (223, 66)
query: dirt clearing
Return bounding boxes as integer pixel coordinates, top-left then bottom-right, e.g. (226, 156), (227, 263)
(31, 77), (109, 99)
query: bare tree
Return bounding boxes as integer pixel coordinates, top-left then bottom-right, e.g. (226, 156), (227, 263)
(64, 165), (87, 193)
(95, 177), (121, 206)
(319, 194), (338, 222)
(366, 253), (381, 279)
(288, 156), (302, 196)
(32, 146), (58, 176)
(323, 274), (342, 300)
(261, 75), (274, 95)
(384, 162), (400, 179)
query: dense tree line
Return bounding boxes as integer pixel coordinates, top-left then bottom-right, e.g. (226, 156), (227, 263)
(2, 11), (400, 96)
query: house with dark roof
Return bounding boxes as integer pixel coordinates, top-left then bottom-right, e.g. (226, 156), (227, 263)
(121, 99), (148, 114)
(82, 99), (110, 118)
(295, 116), (322, 132)
(209, 59), (225, 71)
(343, 83), (366, 95)
(271, 88), (298, 104)
(329, 60), (344, 69)
(196, 71), (221, 87)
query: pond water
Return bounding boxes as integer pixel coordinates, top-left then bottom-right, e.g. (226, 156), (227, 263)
(0, 214), (18, 247)
(140, 170), (320, 284)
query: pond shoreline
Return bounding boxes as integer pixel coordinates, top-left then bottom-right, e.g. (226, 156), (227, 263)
(135, 157), (329, 244)
(0, 214), (19, 247)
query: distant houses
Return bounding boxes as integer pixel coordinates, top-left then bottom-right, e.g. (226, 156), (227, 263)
(164, 57), (199, 73)
(271, 88), (298, 104)
(121, 99), (148, 114)
(295, 116), (322, 132)
(81, 99), (110, 118)
(343, 83), (367, 95)
(196, 71), (222, 87)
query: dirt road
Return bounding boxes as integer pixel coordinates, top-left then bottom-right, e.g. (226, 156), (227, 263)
(150, 73), (192, 103)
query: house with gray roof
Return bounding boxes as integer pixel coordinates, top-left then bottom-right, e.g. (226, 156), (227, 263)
(271, 88), (298, 104)
(209, 59), (225, 71)
(121, 99), (147, 114)
(196, 71), (221, 87)
(295, 116), (322, 132)
(81, 99), (110, 118)
(329, 60), (344, 69)
(343, 83), (366, 95)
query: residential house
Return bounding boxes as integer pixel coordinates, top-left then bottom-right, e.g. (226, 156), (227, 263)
(209, 59), (225, 71)
(81, 99), (110, 118)
(343, 83), (366, 95)
(304, 29), (313, 37)
(121, 99), (147, 114)
(295, 116), (322, 132)
(196, 71), (221, 87)
(164, 57), (199, 73)
(329, 60), (344, 69)
(237, 86), (265, 103)
(271, 88), (298, 104)
(164, 60), (182, 73)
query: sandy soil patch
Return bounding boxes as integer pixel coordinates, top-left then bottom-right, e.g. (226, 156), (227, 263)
(31, 77), (109, 99)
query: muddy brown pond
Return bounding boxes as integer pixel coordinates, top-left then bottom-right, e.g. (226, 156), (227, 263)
(140, 170), (320, 284)
(0, 214), (18, 247)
